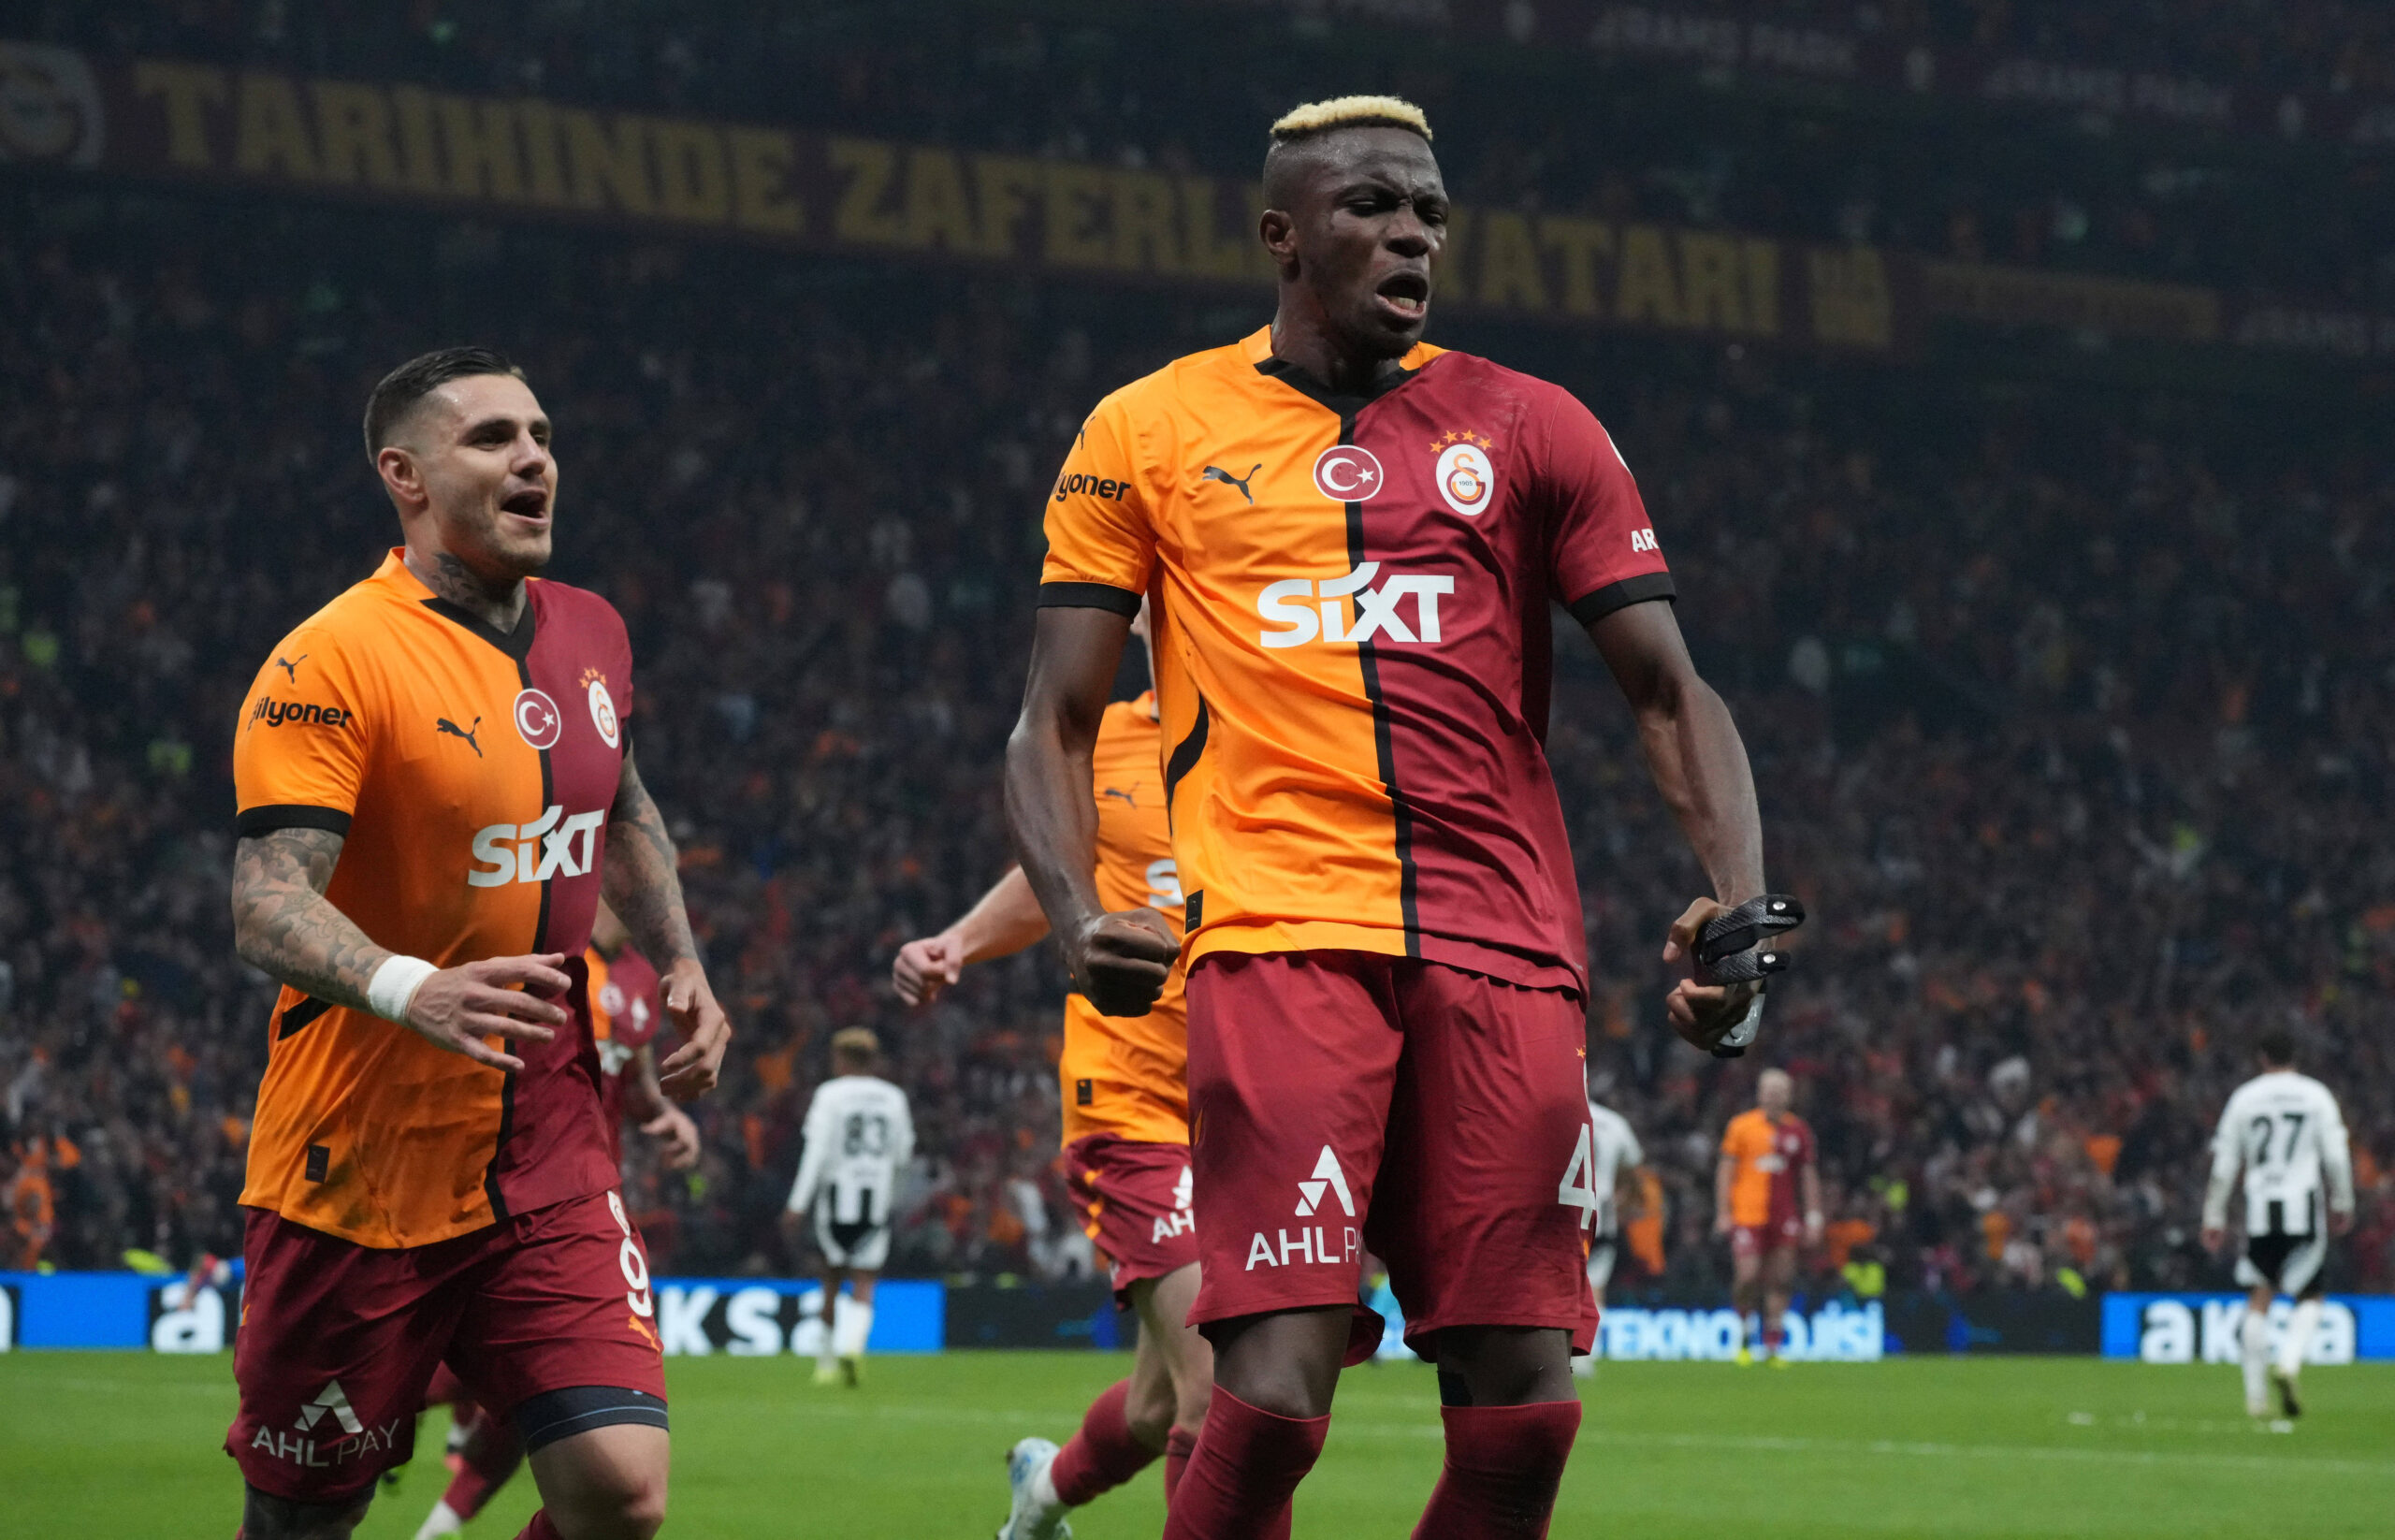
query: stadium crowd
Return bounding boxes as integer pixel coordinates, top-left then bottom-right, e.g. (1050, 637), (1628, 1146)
(19, 1), (2395, 304)
(1, 167), (2390, 1308)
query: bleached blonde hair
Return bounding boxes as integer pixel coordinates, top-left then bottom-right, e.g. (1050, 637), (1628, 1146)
(1269, 94), (1432, 143)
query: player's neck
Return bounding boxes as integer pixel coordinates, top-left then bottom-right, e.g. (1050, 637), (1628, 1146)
(1269, 304), (1408, 399)
(406, 543), (528, 635)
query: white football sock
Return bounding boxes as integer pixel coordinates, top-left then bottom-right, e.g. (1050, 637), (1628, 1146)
(816, 1297), (840, 1369)
(2278, 1299), (2322, 1379)
(414, 1499), (464, 1540)
(2241, 1307), (2271, 1412)
(835, 1299), (875, 1358)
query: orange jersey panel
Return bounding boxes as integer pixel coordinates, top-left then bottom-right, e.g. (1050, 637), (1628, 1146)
(1039, 329), (1670, 993)
(1721, 1108), (1813, 1228)
(233, 550), (630, 1247)
(1060, 692), (1189, 1146)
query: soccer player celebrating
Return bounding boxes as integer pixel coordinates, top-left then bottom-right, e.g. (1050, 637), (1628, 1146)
(2200, 1030), (2355, 1423)
(225, 347), (730, 1540)
(1005, 96), (1785, 1536)
(892, 605), (1212, 1536)
(1716, 1068), (1821, 1366)
(414, 902), (697, 1540)
(783, 1028), (915, 1387)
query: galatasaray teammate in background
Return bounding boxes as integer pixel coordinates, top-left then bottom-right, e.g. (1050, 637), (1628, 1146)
(1716, 1068), (1821, 1366)
(1005, 96), (1785, 1536)
(226, 347), (729, 1540)
(893, 604), (1214, 1537)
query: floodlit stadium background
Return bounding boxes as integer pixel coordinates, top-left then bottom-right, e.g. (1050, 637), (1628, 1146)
(1, 4), (2392, 1535)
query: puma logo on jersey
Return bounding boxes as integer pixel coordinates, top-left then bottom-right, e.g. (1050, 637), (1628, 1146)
(1257, 563), (1456, 648)
(437, 716), (483, 757)
(1101, 786), (1139, 808)
(468, 806), (607, 887)
(1201, 462), (1262, 503)
(274, 654), (307, 682)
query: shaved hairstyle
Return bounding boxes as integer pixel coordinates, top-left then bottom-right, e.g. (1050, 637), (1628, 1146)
(1262, 94), (1435, 208)
(362, 345), (525, 462)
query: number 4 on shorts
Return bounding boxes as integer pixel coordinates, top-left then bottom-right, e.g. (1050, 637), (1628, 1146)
(1557, 1124), (1600, 1230)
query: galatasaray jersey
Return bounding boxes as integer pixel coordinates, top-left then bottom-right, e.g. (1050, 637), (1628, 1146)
(1721, 1109), (1814, 1229)
(232, 549), (632, 1248)
(1060, 691), (1189, 1147)
(589, 942), (663, 1164)
(1038, 328), (1671, 995)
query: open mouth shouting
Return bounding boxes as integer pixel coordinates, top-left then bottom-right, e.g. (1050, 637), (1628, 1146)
(1373, 269), (1431, 326)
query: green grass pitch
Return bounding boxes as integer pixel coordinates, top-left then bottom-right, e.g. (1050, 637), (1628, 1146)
(4, 1350), (2390, 1537)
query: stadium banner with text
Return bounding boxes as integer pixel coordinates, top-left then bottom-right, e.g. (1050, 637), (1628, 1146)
(1201, 1), (2395, 151)
(7, 36), (2343, 365)
(2103, 1293), (2395, 1364)
(0, 1271), (944, 1356)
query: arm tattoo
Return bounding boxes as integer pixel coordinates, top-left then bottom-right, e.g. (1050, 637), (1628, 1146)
(229, 826), (391, 1010)
(603, 749), (700, 966)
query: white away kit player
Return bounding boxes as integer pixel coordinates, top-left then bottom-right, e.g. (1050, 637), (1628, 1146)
(1570, 1095), (1645, 1377)
(786, 1027), (915, 1386)
(2199, 1029), (2354, 1422)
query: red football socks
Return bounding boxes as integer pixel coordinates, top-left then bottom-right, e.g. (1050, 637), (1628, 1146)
(1159, 1386), (1326, 1539)
(1412, 1400), (1583, 1538)
(1049, 1378), (1158, 1506)
(1163, 1423), (1199, 1505)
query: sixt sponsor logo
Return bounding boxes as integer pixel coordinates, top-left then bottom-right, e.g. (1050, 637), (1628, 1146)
(1054, 471), (1132, 502)
(468, 805), (607, 888)
(1257, 562), (1455, 648)
(250, 696), (353, 729)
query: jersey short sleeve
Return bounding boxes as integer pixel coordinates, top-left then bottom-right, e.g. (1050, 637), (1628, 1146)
(1038, 390), (1156, 617)
(1533, 387), (1675, 626)
(232, 624), (375, 837)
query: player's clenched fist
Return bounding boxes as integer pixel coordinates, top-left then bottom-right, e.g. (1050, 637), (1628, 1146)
(1067, 907), (1179, 1017)
(893, 934), (966, 1006)
(657, 957), (732, 1101)
(1661, 897), (1761, 1053)
(403, 953), (573, 1072)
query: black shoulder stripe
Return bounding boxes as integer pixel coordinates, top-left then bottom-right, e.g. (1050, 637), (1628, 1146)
(276, 996), (334, 1040)
(236, 805), (356, 838)
(1163, 694), (1211, 810)
(1038, 581), (1142, 617)
(1567, 572), (1677, 627)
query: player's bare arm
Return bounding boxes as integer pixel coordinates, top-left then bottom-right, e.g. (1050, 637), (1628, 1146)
(1714, 1149), (1737, 1236)
(1802, 1163), (1825, 1246)
(1588, 598), (1769, 1049)
(1005, 606), (1177, 1016)
(628, 1043), (702, 1170)
(602, 746), (729, 1099)
(893, 865), (1053, 1006)
(229, 826), (568, 1072)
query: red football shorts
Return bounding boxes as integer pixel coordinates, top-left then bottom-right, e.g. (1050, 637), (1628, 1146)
(1062, 1133), (1198, 1304)
(1730, 1217), (1803, 1261)
(1185, 951), (1599, 1362)
(226, 1188), (666, 1502)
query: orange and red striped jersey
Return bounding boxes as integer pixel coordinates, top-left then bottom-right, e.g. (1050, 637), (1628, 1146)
(1060, 691), (1188, 1146)
(1039, 328), (1670, 994)
(1721, 1109), (1815, 1228)
(232, 549), (631, 1247)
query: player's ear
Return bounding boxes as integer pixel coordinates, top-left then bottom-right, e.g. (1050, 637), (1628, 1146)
(1258, 206), (1300, 276)
(375, 443), (426, 511)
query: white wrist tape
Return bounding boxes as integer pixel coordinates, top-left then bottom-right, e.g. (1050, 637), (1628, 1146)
(366, 955), (441, 1023)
